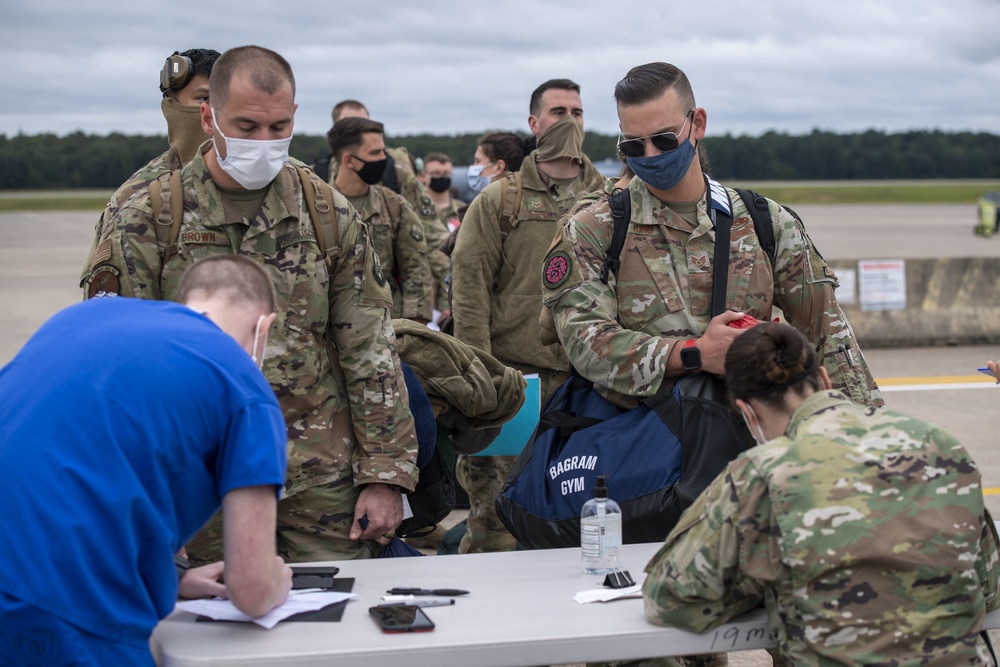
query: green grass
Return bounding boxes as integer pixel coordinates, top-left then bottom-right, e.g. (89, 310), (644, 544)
(1, 181), (999, 211)
(0, 197), (108, 212)
(732, 182), (1000, 205)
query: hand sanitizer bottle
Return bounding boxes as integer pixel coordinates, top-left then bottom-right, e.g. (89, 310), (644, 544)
(580, 475), (622, 574)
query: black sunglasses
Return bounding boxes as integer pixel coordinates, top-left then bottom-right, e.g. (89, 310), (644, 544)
(617, 110), (694, 159)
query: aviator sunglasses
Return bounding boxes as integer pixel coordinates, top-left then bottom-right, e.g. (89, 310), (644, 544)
(617, 109), (695, 159)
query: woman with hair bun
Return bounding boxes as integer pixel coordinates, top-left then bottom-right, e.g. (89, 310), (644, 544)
(642, 322), (1000, 665)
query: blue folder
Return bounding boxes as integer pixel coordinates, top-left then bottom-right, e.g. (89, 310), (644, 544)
(472, 374), (540, 457)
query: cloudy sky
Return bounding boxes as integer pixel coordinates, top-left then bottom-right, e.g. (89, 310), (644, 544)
(2, 0), (998, 140)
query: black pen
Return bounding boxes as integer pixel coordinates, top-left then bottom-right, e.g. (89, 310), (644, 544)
(387, 587), (470, 596)
(381, 598), (456, 608)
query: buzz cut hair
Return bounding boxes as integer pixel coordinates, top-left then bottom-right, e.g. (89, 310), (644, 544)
(423, 152), (452, 165)
(614, 62), (695, 109)
(326, 117), (384, 161)
(331, 99), (369, 124)
(209, 45), (296, 112)
(177, 255), (276, 313)
(529, 78), (580, 117)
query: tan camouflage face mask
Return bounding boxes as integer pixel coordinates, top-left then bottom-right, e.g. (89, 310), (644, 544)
(535, 114), (584, 164)
(161, 98), (209, 165)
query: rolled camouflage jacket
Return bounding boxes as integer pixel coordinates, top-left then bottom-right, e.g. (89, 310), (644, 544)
(541, 177), (882, 409)
(80, 148), (418, 497)
(643, 390), (1000, 665)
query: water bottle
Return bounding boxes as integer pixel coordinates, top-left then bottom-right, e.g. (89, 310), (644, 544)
(580, 475), (622, 575)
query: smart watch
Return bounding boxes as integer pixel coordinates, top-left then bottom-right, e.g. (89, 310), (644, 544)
(680, 339), (702, 372)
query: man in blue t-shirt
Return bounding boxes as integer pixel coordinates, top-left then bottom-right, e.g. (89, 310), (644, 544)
(0, 256), (292, 666)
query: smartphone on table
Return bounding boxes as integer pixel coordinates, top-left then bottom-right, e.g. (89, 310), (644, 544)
(369, 604), (435, 632)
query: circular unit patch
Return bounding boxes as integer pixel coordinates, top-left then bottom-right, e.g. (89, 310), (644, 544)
(543, 251), (572, 289)
(86, 264), (122, 298)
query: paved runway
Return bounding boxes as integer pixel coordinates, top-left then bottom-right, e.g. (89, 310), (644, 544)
(3, 205), (1000, 666)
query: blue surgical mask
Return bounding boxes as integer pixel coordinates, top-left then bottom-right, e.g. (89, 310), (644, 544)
(467, 163), (495, 194)
(625, 139), (696, 192)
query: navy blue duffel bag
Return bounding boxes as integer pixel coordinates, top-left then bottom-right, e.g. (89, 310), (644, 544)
(495, 371), (752, 549)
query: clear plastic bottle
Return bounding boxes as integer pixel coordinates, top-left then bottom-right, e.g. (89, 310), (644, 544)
(580, 475), (622, 575)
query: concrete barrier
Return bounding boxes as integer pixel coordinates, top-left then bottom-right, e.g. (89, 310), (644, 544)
(830, 257), (1000, 348)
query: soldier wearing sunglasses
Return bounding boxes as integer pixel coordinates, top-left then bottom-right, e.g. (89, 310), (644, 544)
(541, 61), (882, 666)
(542, 61), (882, 429)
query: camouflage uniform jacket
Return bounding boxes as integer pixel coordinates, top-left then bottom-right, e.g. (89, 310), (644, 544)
(330, 182), (433, 322)
(451, 152), (608, 370)
(541, 177), (882, 408)
(642, 390), (1000, 665)
(80, 148), (418, 497)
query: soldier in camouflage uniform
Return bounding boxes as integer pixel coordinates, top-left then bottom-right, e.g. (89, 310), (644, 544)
(332, 100), (452, 317)
(543, 63), (880, 667)
(327, 117), (433, 323)
(451, 79), (611, 553)
(641, 322), (1000, 666)
(80, 46), (417, 563)
(420, 151), (465, 231)
(83, 48), (220, 267)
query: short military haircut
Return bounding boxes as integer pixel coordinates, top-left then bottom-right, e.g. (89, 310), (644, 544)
(209, 45), (296, 112)
(326, 117), (384, 161)
(614, 62), (695, 109)
(177, 255), (276, 313)
(529, 78), (581, 117)
(180, 48), (221, 80)
(331, 99), (368, 123)
(423, 152), (452, 165)
(478, 131), (534, 173)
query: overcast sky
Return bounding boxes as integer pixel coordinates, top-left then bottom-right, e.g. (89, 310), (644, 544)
(3, 0), (998, 141)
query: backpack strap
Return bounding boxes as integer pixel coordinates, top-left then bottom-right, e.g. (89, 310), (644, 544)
(733, 188), (776, 264)
(709, 183), (732, 318)
(600, 188), (631, 285)
(294, 164), (339, 268)
(149, 169), (184, 262)
(498, 171), (523, 241)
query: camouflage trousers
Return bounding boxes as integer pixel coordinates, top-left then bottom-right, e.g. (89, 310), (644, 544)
(184, 476), (377, 565)
(455, 363), (569, 554)
(456, 453), (518, 553)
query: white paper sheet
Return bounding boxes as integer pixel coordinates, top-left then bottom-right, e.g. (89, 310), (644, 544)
(574, 584), (642, 604)
(176, 590), (355, 629)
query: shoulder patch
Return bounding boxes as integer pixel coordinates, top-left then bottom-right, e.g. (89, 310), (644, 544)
(85, 264), (122, 299)
(543, 251), (572, 289)
(371, 250), (387, 287)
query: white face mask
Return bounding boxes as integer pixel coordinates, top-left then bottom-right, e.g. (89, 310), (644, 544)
(251, 314), (269, 370)
(211, 107), (291, 189)
(741, 403), (769, 447)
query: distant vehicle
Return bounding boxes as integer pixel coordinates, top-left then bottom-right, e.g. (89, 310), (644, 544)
(450, 158), (622, 204)
(974, 192), (1000, 237)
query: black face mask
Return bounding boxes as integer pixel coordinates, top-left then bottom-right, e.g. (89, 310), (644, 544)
(350, 155), (389, 185)
(428, 176), (452, 193)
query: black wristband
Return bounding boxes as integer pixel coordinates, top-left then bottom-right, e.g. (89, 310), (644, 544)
(174, 554), (191, 583)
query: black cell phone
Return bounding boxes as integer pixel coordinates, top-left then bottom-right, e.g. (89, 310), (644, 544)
(369, 605), (435, 633)
(290, 565), (339, 590)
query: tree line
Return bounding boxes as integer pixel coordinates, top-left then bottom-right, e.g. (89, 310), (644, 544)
(1, 129), (998, 190)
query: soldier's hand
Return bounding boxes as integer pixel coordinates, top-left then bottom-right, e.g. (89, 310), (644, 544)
(699, 311), (750, 375)
(178, 561), (227, 600)
(987, 360), (1000, 384)
(351, 484), (404, 544)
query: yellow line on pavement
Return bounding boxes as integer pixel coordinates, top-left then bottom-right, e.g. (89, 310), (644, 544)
(984, 488), (1000, 496)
